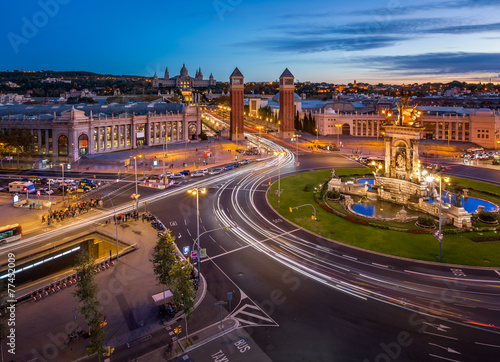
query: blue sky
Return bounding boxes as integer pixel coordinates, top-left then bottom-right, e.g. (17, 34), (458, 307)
(1, 0), (500, 84)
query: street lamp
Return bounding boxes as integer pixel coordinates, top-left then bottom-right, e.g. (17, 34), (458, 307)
(290, 204), (317, 231)
(335, 124), (342, 147)
(59, 163), (65, 203)
(105, 194), (119, 260)
(315, 127), (318, 145)
(133, 155), (142, 212)
(426, 175), (449, 260)
(163, 134), (168, 186)
(273, 151), (285, 208)
(292, 134), (300, 166)
(187, 187), (206, 280)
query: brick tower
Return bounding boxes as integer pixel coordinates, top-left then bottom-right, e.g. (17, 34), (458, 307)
(279, 68), (295, 139)
(229, 67), (244, 142)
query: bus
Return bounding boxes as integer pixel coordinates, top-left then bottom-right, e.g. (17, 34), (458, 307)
(0, 224), (23, 244)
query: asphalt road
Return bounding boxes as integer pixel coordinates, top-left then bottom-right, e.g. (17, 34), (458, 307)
(4, 147), (500, 361)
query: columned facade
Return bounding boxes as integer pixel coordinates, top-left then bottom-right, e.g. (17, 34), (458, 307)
(229, 67), (245, 141)
(0, 104), (200, 163)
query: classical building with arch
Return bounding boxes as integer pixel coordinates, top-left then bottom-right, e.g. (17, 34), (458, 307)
(0, 102), (201, 162)
(152, 64), (216, 89)
(312, 107), (500, 149)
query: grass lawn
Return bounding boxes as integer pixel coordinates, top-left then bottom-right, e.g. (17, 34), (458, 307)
(268, 169), (500, 267)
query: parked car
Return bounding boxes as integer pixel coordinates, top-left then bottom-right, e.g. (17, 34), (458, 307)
(199, 168), (209, 175)
(172, 173), (185, 179)
(164, 172), (174, 179)
(191, 171), (205, 177)
(209, 168), (222, 175)
(224, 165), (234, 171)
(39, 188), (54, 195)
(180, 170), (191, 176)
(239, 159), (250, 165)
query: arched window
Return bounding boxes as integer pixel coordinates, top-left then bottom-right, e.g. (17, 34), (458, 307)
(78, 134), (88, 156)
(58, 135), (68, 156)
(188, 123), (198, 140)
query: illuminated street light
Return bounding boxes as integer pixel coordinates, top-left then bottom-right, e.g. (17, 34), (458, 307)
(59, 163), (65, 203)
(273, 151), (286, 208)
(133, 155), (142, 212)
(188, 187), (206, 280)
(426, 175), (450, 260)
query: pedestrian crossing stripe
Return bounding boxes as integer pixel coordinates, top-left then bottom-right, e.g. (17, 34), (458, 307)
(231, 303), (278, 328)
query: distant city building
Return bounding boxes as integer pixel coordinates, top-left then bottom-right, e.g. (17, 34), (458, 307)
(312, 106), (500, 149)
(60, 88), (96, 99)
(42, 77), (72, 84)
(152, 64), (216, 89)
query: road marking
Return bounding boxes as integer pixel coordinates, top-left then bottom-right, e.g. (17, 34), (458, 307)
(343, 254), (357, 261)
(187, 229), (191, 236)
(428, 343), (461, 354)
(475, 342), (500, 348)
(372, 263), (389, 268)
(184, 219), (187, 225)
(423, 331), (457, 340)
(423, 322), (451, 332)
(450, 268), (466, 277)
(170, 221), (177, 226)
(428, 354), (461, 362)
(178, 233), (182, 239)
(494, 270), (500, 277)
(404, 270), (500, 284)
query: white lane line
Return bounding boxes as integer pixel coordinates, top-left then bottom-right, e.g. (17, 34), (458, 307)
(475, 342), (500, 348)
(428, 354), (461, 362)
(343, 254), (357, 261)
(184, 219), (187, 225)
(372, 263), (389, 268)
(187, 229), (191, 236)
(423, 331), (458, 340)
(494, 270), (500, 277)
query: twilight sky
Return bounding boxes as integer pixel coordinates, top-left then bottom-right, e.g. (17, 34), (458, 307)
(1, 0), (500, 84)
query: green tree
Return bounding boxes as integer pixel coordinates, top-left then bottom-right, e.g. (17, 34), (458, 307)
(73, 251), (106, 361)
(0, 128), (34, 168)
(169, 260), (195, 346)
(150, 230), (178, 305)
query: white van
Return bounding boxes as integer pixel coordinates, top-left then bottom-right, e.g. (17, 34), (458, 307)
(9, 181), (36, 193)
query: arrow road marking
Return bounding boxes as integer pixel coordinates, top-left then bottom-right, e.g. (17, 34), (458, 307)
(428, 354), (461, 362)
(475, 342), (500, 348)
(429, 343), (461, 354)
(178, 233), (182, 239)
(423, 331), (457, 340)
(423, 322), (451, 332)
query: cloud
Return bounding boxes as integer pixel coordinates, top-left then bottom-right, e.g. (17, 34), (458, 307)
(428, 22), (500, 34)
(233, 35), (404, 54)
(360, 52), (500, 75)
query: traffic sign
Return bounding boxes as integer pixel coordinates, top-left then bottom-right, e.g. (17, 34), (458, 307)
(182, 246), (190, 255)
(200, 249), (207, 258)
(191, 250), (198, 259)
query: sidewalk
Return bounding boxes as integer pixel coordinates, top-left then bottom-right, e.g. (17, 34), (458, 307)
(135, 318), (239, 361)
(7, 212), (208, 362)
